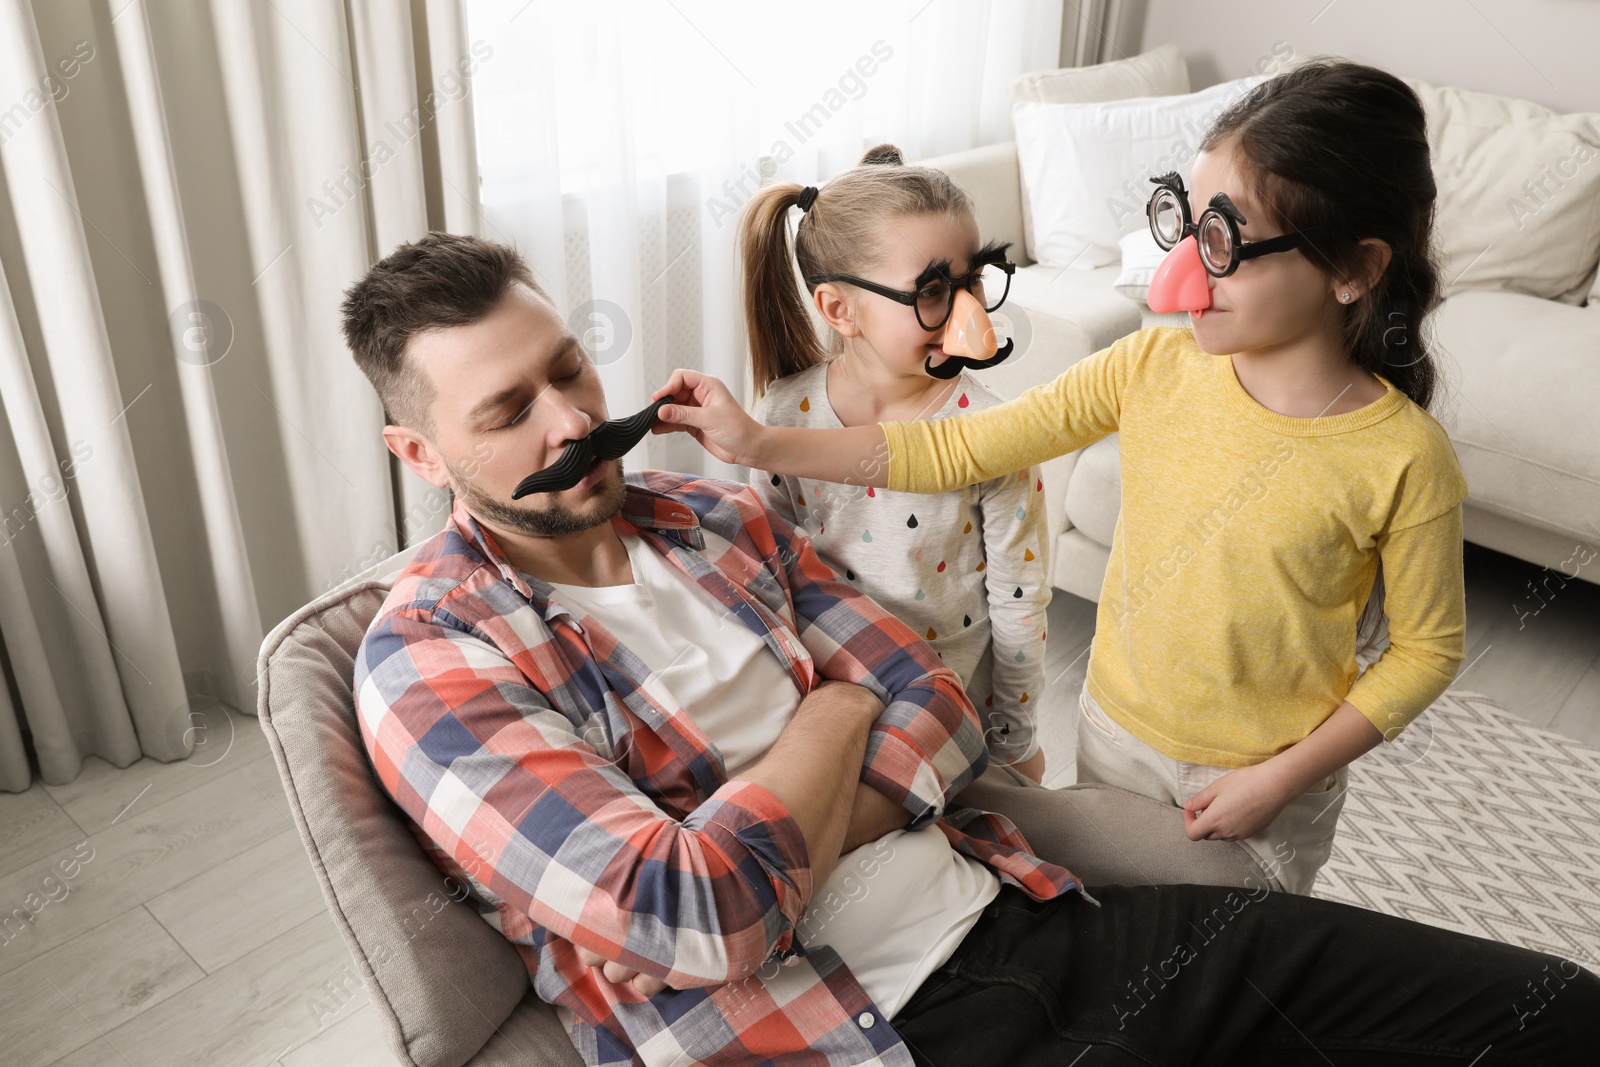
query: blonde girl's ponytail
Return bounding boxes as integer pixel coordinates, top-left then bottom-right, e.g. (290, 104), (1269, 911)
(740, 183), (827, 401)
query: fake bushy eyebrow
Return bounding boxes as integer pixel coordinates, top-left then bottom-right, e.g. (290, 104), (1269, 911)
(1208, 192), (1248, 225)
(911, 239), (1016, 289)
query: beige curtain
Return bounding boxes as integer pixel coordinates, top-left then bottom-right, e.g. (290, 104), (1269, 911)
(0, 0), (476, 792)
(1060, 0), (1144, 67)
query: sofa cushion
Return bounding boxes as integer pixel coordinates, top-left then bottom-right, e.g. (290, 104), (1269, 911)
(1062, 434), (1123, 548)
(918, 140), (1028, 257)
(1114, 228), (1167, 305)
(1009, 45), (1190, 263)
(1431, 290), (1600, 541)
(1407, 78), (1600, 305)
(1008, 263), (1145, 355)
(257, 576), (580, 1067)
(1013, 76), (1265, 270)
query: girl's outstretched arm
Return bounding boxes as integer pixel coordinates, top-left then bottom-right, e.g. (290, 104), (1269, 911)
(652, 369), (891, 487)
(654, 331), (1133, 492)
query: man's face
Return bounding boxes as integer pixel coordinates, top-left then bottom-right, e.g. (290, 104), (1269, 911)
(404, 283), (626, 538)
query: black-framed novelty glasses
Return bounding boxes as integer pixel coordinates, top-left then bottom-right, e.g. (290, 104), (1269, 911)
(1146, 172), (1318, 277)
(805, 243), (1016, 332)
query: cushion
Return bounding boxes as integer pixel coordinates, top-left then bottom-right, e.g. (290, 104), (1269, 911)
(256, 570), (581, 1067)
(1009, 45), (1190, 263)
(1113, 227), (1167, 305)
(1063, 434), (1123, 548)
(1007, 263), (1144, 357)
(1014, 75), (1266, 270)
(1406, 78), (1600, 304)
(918, 140), (1028, 256)
(1431, 289), (1600, 542)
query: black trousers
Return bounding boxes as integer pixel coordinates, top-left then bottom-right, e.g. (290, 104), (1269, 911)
(890, 883), (1600, 1066)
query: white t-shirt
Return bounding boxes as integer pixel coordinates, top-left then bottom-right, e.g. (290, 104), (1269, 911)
(546, 531), (1000, 1017)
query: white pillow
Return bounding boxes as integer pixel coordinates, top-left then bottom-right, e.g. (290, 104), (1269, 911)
(1013, 76), (1267, 270)
(1113, 228), (1168, 305)
(1404, 78), (1600, 305)
(1009, 45), (1191, 263)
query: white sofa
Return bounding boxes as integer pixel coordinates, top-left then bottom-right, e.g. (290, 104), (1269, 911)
(917, 59), (1600, 604)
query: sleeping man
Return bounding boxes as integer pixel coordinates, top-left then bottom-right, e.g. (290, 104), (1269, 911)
(345, 231), (1599, 1067)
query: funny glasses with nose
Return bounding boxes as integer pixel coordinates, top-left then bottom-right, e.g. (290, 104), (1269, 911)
(1146, 171), (1316, 277)
(804, 241), (1017, 379)
(805, 243), (1016, 332)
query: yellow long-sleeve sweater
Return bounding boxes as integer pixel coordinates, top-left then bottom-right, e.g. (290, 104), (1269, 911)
(882, 327), (1469, 767)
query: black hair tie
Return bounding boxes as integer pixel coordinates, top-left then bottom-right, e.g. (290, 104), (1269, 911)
(796, 186), (819, 213)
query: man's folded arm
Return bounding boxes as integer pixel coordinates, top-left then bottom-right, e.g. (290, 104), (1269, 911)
(355, 611), (812, 989)
(764, 501), (990, 826)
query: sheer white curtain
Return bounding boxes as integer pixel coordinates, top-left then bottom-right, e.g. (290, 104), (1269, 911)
(0, 0), (1062, 791)
(0, 0), (475, 791)
(466, 0), (1064, 479)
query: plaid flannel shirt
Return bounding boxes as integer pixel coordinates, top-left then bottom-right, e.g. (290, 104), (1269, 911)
(354, 470), (1087, 1066)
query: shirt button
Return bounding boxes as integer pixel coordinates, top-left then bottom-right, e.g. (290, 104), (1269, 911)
(857, 1012), (875, 1029)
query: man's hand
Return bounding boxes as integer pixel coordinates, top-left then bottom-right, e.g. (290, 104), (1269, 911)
(1183, 761), (1296, 841)
(575, 945), (669, 996)
(841, 779), (911, 852)
(568, 681), (886, 997)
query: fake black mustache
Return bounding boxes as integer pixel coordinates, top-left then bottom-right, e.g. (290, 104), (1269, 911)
(510, 397), (671, 498)
(923, 338), (1015, 380)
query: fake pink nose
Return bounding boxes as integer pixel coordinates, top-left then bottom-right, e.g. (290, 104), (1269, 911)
(941, 288), (999, 359)
(1146, 235), (1213, 314)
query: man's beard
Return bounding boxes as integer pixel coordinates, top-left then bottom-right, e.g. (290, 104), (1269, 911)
(444, 453), (627, 538)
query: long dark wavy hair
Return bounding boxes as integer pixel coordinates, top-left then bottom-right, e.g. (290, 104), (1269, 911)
(1202, 59), (1443, 411)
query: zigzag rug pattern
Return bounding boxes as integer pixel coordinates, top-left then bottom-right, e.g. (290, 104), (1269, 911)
(1313, 689), (1600, 974)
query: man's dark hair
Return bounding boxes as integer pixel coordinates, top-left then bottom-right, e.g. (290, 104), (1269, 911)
(340, 232), (546, 434)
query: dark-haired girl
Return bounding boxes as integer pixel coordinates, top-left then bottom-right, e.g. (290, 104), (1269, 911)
(656, 60), (1467, 895)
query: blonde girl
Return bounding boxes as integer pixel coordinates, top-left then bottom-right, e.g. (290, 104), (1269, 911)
(739, 144), (1050, 782)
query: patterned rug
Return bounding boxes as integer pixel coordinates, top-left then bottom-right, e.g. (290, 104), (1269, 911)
(1314, 690), (1600, 974)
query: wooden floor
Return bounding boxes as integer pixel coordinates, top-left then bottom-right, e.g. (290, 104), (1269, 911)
(0, 542), (1595, 1067)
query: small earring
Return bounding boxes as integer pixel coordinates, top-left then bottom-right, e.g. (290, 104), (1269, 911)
(1339, 291), (1352, 303)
